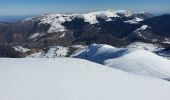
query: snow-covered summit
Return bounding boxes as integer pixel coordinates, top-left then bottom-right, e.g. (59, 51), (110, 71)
(73, 44), (170, 80)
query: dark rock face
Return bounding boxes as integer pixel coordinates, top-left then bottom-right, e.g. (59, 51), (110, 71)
(97, 19), (141, 38)
(61, 15), (144, 46)
(0, 20), (33, 45)
(141, 14), (170, 36)
(63, 18), (89, 38)
(0, 45), (23, 58)
(0, 23), (10, 44)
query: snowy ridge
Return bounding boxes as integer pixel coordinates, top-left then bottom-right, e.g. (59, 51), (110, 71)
(135, 25), (149, 32)
(73, 44), (170, 80)
(24, 10), (148, 33)
(0, 58), (170, 100)
(134, 25), (149, 39)
(124, 17), (143, 24)
(29, 33), (45, 40)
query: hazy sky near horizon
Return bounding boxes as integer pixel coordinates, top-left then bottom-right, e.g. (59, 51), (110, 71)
(0, 0), (170, 16)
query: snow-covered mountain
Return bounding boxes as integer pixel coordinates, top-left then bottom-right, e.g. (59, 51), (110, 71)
(0, 10), (170, 58)
(73, 44), (170, 80)
(24, 10), (149, 33)
(1, 10), (170, 100)
(0, 58), (170, 100)
(0, 10), (154, 47)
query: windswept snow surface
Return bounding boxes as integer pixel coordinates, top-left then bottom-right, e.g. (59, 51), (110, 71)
(0, 58), (170, 100)
(73, 44), (170, 80)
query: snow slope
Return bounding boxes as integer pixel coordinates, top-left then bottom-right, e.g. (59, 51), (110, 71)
(135, 25), (149, 32)
(29, 33), (45, 40)
(13, 46), (30, 53)
(73, 44), (170, 80)
(0, 58), (170, 100)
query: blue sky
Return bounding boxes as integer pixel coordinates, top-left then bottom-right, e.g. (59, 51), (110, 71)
(0, 0), (170, 16)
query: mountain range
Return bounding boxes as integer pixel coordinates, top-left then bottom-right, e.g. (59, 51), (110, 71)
(0, 10), (170, 57)
(1, 10), (170, 100)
